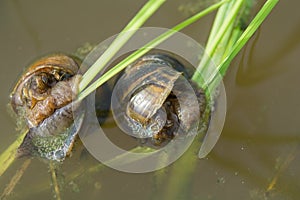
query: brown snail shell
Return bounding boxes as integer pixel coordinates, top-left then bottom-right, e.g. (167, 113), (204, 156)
(10, 54), (83, 161)
(111, 54), (206, 146)
(11, 54), (80, 128)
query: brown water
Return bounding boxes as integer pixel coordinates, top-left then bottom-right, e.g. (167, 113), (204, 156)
(1, 0), (300, 199)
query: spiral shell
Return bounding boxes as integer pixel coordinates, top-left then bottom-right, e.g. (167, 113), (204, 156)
(10, 54), (83, 161)
(10, 54), (80, 128)
(111, 54), (205, 145)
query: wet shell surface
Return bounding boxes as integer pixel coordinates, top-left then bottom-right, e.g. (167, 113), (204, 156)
(10, 54), (84, 161)
(111, 54), (206, 146)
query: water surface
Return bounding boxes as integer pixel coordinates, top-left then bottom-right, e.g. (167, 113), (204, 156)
(0, 0), (300, 199)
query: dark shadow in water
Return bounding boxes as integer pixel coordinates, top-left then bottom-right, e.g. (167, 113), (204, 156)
(237, 21), (300, 85)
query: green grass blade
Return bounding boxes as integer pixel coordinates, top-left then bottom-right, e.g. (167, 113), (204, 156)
(163, 1), (278, 198)
(0, 0), (166, 174)
(205, 0), (233, 48)
(207, 0), (279, 88)
(79, 0), (166, 92)
(192, 0), (245, 84)
(0, 131), (27, 177)
(77, 0), (230, 101)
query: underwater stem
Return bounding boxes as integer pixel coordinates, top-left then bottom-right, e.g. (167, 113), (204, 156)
(49, 162), (62, 200)
(162, 0), (279, 198)
(0, 131), (27, 177)
(1, 158), (31, 199)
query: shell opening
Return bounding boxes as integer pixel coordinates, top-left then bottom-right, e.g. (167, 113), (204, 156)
(111, 54), (201, 145)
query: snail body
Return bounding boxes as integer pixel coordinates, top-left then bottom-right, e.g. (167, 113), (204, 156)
(112, 54), (206, 146)
(10, 54), (83, 161)
(11, 55), (80, 128)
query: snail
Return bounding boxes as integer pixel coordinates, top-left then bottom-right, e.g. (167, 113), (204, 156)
(111, 54), (206, 146)
(10, 54), (84, 161)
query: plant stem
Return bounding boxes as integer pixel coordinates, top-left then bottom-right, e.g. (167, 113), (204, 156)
(15, 146), (155, 198)
(0, 0), (227, 180)
(1, 159), (31, 199)
(191, 0), (245, 85)
(77, 0), (230, 101)
(0, 130), (27, 177)
(79, 0), (166, 92)
(162, 0), (279, 198)
(0, 0), (165, 178)
(49, 162), (62, 200)
(163, 105), (212, 200)
(206, 0), (234, 51)
(207, 0), (279, 90)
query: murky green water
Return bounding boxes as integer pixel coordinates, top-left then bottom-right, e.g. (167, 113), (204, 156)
(1, 0), (300, 199)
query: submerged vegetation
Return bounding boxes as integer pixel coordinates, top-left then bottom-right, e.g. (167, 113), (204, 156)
(0, 0), (279, 199)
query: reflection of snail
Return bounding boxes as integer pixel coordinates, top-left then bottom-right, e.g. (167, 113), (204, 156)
(10, 54), (83, 161)
(112, 54), (206, 146)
